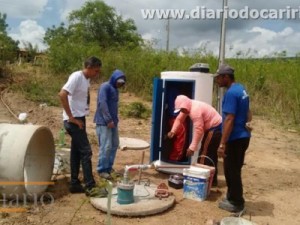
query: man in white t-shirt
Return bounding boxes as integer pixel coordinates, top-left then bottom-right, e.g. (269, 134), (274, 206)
(59, 56), (102, 195)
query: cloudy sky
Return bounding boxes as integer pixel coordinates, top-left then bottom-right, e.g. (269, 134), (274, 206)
(1, 0), (300, 57)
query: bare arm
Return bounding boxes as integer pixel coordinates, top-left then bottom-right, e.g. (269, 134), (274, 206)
(58, 89), (83, 129)
(245, 109), (253, 132)
(168, 112), (188, 138)
(247, 109), (252, 122)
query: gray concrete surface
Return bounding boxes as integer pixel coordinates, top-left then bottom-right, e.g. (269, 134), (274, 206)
(119, 137), (150, 150)
(90, 184), (175, 216)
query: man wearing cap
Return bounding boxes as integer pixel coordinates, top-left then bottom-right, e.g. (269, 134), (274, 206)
(94, 69), (126, 179)
(213, 64), (252, 213)
(167, 95), (222, 186)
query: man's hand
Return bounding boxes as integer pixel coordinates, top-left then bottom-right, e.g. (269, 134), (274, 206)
(245, 122), (253, 132)
(217, 144), (226, 158)
(186, 148), (194, 157)
(107, 121), (115, 128)
(167, 131), (175, 139)
(68, 117), (84, 129)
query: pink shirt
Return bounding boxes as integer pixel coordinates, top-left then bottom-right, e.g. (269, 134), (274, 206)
(171, 95), (221, 151)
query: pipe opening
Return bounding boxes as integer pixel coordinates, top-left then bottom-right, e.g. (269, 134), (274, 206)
(24, 127), (55, 194)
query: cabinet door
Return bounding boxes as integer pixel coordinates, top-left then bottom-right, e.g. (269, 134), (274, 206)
(150, 78), (164, 162)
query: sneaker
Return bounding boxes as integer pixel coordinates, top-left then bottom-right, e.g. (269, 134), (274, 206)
(218, 199), (244, 213)
(69, 184), (85, 194)
(98, 172), (112, 180)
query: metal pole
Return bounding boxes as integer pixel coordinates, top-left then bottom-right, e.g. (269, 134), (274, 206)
(137, 151), (145, 185)
(217, 0), (228, 113)
(166, 17), (170, 52)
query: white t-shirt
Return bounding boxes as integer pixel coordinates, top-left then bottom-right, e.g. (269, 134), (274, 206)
(62, 71), (90, 120)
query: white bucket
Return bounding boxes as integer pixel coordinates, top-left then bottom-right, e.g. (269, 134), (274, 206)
(220, 217), (257, 225)
(183, 167), (210, 201)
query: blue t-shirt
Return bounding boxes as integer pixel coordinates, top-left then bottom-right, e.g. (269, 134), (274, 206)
(222, 83), (251, 141)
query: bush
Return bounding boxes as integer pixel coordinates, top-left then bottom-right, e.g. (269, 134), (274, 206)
(0, 65), (12, 79)
(120, 102), (151, 119)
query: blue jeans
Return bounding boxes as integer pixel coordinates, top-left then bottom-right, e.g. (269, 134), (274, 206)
(64, 117), (95, 189)
(96, 125), (119, 173)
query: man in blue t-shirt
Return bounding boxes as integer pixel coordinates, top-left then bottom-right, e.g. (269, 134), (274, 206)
(213, 64), (252, 213)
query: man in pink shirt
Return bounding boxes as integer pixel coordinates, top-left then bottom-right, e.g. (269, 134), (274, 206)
(168, 95), (222, 186)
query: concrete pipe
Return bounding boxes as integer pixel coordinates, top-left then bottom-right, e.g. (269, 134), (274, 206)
(0, 124), (55, 198)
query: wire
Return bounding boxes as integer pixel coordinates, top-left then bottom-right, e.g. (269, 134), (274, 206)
(131, 178), (152, 197)
(133, 177), (151, 186)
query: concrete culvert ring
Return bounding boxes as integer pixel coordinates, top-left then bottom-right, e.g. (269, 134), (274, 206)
(24, 126), (55, 193)
(0, 124), (55, 197)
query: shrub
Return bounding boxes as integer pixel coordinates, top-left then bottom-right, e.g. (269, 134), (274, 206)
(120, 102), (151, 119)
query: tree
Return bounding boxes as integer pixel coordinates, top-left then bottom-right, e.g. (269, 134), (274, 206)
(43, 0), (143, 73)
(273, 50), (287, 58)
(68, 0), (142, 48)
(44, 0), (142, 49)
(44, 22), (94, 73)
(44, 23), (73, 47)
(0, 13), (19, 63)
(0, 13), (8, 34)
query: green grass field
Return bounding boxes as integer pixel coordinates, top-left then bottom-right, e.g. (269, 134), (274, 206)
(6, 48), (300, 130)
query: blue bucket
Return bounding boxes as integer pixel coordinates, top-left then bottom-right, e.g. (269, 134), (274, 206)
(117, 182), (134, 204)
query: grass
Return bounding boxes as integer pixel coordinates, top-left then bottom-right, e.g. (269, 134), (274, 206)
(9, 63), (65, 106)
(229, 58), (300, 129)
(119, 101), (151, 119)
(7, 49), (300, 130)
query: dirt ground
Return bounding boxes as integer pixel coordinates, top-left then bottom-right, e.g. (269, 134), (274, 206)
(1, 83), (300, 225)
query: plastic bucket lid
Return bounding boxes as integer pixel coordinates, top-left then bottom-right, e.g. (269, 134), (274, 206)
(220, 217), (257, 225)
(183, 167), (210, 178)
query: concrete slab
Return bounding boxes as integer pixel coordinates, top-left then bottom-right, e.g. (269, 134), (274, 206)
(90, 184), (175, 216)
(119, 137), (150, 150)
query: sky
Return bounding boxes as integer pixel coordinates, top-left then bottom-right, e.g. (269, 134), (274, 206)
(1, 0), (300, 57)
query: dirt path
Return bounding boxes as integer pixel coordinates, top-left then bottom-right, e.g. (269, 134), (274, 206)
(0, 89), (18, 123)
(0, 86), (300, 225)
